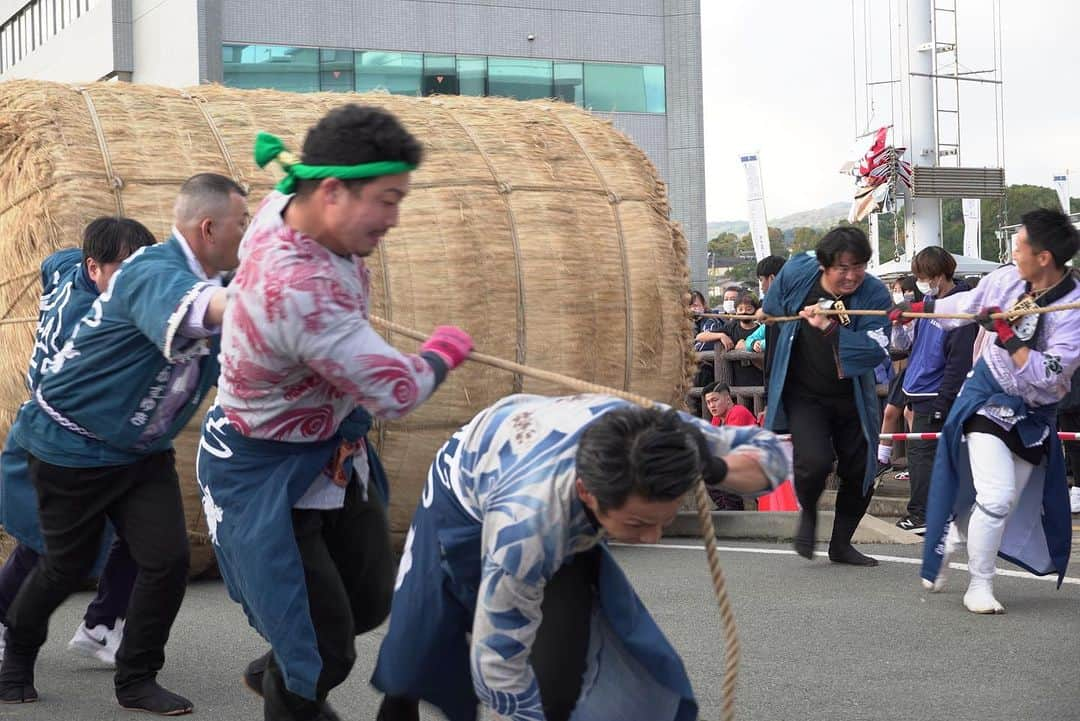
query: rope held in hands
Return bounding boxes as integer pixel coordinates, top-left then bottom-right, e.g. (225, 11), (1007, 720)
(371, 315), (742, 721)
(693, 298), (1080, 324)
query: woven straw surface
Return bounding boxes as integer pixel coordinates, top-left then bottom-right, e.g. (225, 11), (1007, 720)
(0, 81), (693, 571)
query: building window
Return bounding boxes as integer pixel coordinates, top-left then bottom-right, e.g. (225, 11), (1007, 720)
(583, 63), (666, 114)
(554, 62), (583, 107)
(488, 57), (552, 101)
(422, 54), (457, 96)
(456, 55), (486, 97)
(355, 51), (422, 96)
(222, 44), (319, 92)
(319, 48), (354, 92)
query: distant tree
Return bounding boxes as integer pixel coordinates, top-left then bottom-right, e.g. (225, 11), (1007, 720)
(789, 226), (822, 254)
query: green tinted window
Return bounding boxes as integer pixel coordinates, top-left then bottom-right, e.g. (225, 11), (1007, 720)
(423, 54), (458, 96)
(583, 63), (665, 113)
(319, 48), (354, 92)
(355, 51), (423, 96)
(488, 57), (552, 101)
(457, 55), (487, 96)
(223, 44), (318, 92)
(554, 62), (583, 106)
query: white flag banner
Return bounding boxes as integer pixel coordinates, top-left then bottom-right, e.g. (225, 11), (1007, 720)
(868, 214), (880, 269)
(962, 198), (981, 258)
(1052, 172), (1071, 215)
(740, 152), (772, 261)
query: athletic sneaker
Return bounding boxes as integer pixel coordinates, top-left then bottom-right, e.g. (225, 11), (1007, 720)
(68, 619), (124, 667)
(1070, 486), (1080, 514)
(894, 470), (910, 481)
(895, 515), (926, 535)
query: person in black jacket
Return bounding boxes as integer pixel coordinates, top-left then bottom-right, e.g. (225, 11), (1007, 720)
(890, 248), (979, 533)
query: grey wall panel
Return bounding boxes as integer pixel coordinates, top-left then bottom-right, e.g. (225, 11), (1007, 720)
(597, 112), (669, 183)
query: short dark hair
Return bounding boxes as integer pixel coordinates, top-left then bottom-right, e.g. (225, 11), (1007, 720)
(689, 289), (707, 307)
(816, 226), (872, 267)
(911, 246), (957, 280)
(705, 382), (732, 397)
(82, 217), (156, 264)
(296, 104), (423, 197)
(174, 173), (248, 225)
(575, 407), (700, 513)
(735, 292), (759, 310)
(1021, 208), (1080, 268)
(756, 255), (785, 278)
(724, 285), (741, 295)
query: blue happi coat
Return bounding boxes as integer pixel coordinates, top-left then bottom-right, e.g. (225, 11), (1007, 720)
(196, 404), (388, 701)
(1, 249), (96, 553)
(372, 394), (791, 721)
(762, 251), (891, 492)
(921, 360), (1071, 586)
(13, 236), (221, 467)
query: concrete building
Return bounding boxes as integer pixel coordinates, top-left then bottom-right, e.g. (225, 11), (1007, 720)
(0, 0), (706, 285)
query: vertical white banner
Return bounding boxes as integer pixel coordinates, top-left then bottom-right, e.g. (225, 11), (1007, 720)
(962, 198), (981, 258)
(1052, 172), (1071, 215)
(868, 213), (880, 270)
(740, 152), (771, 261)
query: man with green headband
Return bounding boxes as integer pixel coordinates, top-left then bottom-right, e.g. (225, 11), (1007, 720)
(196, 104), (472, 721)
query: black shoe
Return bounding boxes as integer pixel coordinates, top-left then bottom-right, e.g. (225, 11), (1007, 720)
(116, 679), (193, 716)
(242, 651), (272, 698)
(0, 649), (38, 704)
(317, 701), (343, 721)
(377, 695), (421, 721)
(793, 510), (817, 559)
(896, 515), (926, 535)
(828, 544), (879, 566)
(874, 461), (892, 478)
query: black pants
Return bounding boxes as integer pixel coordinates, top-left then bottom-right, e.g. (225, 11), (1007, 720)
(1058, 410), (1080, 485)
(4, 451), (188, 691)
(0, 536), (136, 629)
(783, 391), (874, 542)
(378, 549), (597, 721)
(905, 411), (942, 518)
(264, 480), (395, 721)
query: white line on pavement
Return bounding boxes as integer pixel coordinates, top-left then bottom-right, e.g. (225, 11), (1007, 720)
(612, 542), (1080, 586)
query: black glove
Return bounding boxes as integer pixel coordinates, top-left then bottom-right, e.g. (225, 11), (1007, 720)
(688, 423), (729, 486)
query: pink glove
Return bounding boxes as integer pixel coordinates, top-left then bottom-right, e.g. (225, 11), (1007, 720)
(421, 326), (473, 370)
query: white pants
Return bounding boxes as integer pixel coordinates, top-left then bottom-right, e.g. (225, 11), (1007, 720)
(962, 433), (1036, 582)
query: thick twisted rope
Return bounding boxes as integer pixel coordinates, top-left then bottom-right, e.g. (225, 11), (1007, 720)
(371, 315), (742, 721)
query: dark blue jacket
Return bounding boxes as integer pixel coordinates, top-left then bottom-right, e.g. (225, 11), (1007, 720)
(901, 281), (978, 416)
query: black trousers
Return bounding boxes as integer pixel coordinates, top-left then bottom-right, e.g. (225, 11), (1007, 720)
(783, 391), (874, 541)
(905, 411), (942, 518)
(1058, 410), (1080, 484)
(264, 480), (395, 721)
(5, 451), (188, 691)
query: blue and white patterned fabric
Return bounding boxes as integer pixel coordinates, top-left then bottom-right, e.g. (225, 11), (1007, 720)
(373, 393), (789, 721)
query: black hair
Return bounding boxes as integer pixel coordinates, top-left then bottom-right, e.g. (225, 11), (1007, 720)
(735, 291), (759, 310)
(689, 289), (707, 307)
(816, 226), (872, 267)
(296, 104), (423, 197)
(893, 274), (923, 302)
(1020, 208), (1080, 268)
(82, 217), (156, 264)
(911, 246), (957, 280)
(575, 407), (700, 513)
(755, 255), (785, 278)
(705, 382), (732, 397)
(724, 285), (741, 296)
(178, 173), (247, 202)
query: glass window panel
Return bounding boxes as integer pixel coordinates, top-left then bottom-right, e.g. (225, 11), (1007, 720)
(583, 63), (649, 113)
(222, 44), (319, 92)
(355, 51), (422, 96)
(643, 65), (666, 113)
(423, 54), (458, 96)
(457, 55), (486, 97)
(319, 48), (354, 92)
(487, 57), (552, 101)
(554, 62), (583, 106)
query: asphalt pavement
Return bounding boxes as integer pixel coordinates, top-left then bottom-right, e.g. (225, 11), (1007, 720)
(2, 539), (1077, 721)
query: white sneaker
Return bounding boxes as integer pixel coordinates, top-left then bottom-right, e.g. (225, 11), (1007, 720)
(1070, 486), (1080, 514)
(67, 619), (124, 666)
(0, 620), (6, 661)
(963, 580), (1005, 614)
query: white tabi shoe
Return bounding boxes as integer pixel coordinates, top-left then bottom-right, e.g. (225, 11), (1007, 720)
(921, 522), (960, 593)
(963, 580), (1005, 614)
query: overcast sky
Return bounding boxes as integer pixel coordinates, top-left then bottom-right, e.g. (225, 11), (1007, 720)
(701, 1), (1080, 221)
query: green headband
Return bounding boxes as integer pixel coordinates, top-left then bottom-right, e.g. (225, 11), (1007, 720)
(253, 132), (416, 194)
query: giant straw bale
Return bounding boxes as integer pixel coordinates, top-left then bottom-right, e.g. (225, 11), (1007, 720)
(0, 81), (694, 569)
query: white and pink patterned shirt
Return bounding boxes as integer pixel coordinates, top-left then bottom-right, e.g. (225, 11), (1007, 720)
(216, 192), (439, 504)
